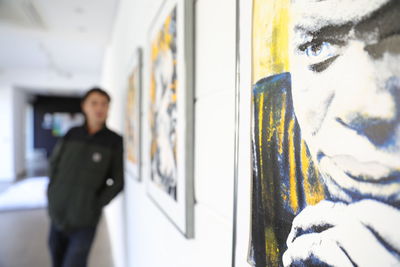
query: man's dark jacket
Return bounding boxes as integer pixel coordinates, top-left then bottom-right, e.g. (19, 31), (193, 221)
(47, 125), (124, 231)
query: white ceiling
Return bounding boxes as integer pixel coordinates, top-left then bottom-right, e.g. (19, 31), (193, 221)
(0, 0), (119, 80)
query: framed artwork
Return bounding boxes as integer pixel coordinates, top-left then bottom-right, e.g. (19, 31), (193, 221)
(145, 0), (194, 238)
(125, 48), (142, 181)
(234, 0), (400, 267)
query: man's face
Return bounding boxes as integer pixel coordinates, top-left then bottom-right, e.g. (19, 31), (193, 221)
(82, 92), (109, 126)
(290, 0), (400, 202)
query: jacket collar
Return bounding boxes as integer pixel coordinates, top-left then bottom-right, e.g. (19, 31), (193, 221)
(82, 123), (107, 136)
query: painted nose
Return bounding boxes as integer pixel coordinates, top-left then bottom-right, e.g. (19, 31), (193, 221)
(337, 76), (400, 147)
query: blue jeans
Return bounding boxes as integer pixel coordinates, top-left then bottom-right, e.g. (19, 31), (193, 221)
(48, 224), (97, 267)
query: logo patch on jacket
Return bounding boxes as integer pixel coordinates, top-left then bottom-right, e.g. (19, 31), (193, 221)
(92, 152), (102, 163)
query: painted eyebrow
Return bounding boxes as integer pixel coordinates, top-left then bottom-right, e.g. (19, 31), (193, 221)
(354, 0), (400, 41)
(295, 23), (352, 49)
(293, 0), (399, 46)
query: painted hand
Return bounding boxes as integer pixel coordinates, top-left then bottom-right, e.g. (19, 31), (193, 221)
(282, 200), (400, 267)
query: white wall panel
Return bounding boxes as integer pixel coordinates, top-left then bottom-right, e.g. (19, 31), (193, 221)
(12, 88), (27, 177)
(195, 90), (235, 221)
(0, 86), (14, 181)
(195, 0), (236, 99)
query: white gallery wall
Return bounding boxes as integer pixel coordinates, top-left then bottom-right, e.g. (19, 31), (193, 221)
(101, 0), (237, 266)
(12, 88), (27, 178)
(0, 86), (15, 181)
(0, 86), (28, 181)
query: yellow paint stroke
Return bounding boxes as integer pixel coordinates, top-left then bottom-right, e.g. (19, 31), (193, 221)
(151, 35), (160, 61)
(301, 141), (310, 192)
(270, 1), (290, 74)
(277, 92), (286, 154)
(252, 0), (290, 84)
(314, 165), (322, 191)
(150, 74), (156, 103)
(151, 140), (157, 157)
(163, 14), (171, 45)
(174, 142), (177, 158)
(301, 141), (325, 205)
(171, 79), (177, 103)
(171, 80), (177, 91)
(265, 227), (280, 267)
(258, 93), (265, 179)
(288, 119), (298, 213)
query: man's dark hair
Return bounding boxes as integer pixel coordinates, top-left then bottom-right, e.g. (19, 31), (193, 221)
(81, 87), (111, 103)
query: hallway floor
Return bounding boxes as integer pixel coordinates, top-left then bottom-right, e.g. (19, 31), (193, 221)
(0, 208), (114, 267)
(0, 156), (114, 267)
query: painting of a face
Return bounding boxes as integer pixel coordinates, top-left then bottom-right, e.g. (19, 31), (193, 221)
(249, 0), (400, 266)
(150, 7), (178, 200)
(290, 0), (400, 203)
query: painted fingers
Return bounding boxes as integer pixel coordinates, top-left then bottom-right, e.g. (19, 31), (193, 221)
(283, 200), (400, 266)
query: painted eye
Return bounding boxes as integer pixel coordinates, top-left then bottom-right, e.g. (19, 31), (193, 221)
(301, 41), (340, 72)
(305, 42), (334, 59)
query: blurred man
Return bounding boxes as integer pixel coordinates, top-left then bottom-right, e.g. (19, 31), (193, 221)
(284, 0), (400, 265)
(47, 87), (123, 267)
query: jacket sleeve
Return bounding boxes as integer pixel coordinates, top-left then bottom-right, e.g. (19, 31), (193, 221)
(48, 135), (67, 183)
(98, 137), (124, 206)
